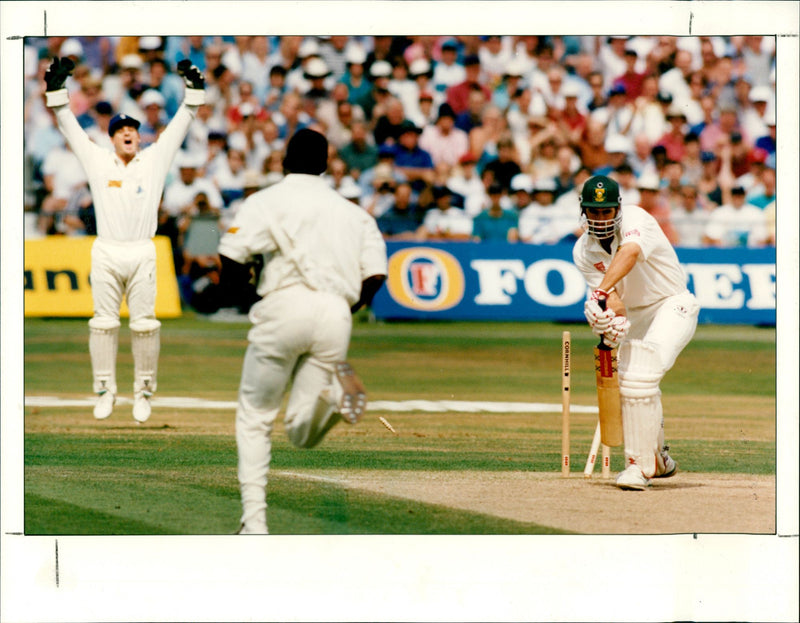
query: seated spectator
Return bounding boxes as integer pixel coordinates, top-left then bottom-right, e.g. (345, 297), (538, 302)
(671, 184), (711, 248)
(472, 183), (519, 242)
(446, 54), (491, 115)
(455, 88), (488, 135)
(482, 134), (522, 191)
(518, 178), (578, 245)
(702, 186), (769, 248)
(372, 96), (408, 146)
(509, 173), (535, 214)
(338, 44), (373, 114)
(433, 39), (466, 95)
(636, 172), (679, 245)
(212, 147), (247, 206)
(416, 185), (473, 241)
(614, 162), (640, 206)
(681, 131), (703, 185)
(38, 141), (88, 235)
(392, 120), (435, 191)
(697, 150), (723, 208)
(755, 112), (775, 156)
(221, 168), (266, 230)
(357, 145), (405, 200)
(419, 103), (469, 168)
(656, 105), (688, 162)
(337, 120), (379, 181)
(162, 150), (224, 219)
(746, 165), (775, 210)
(264, 65), (289, 112)
(446, 152), (485, 214)
(376, 182), (422, 240)
(593, 133), (631, 177)
(363, 166), (399, 218)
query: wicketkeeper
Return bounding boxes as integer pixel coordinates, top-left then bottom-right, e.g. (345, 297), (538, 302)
(44, 56), (206, 422)
(217, 129), (388, 534)
(572, 175), (700, 490)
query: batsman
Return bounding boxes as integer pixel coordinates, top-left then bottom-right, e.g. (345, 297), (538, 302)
(573, 175), (699, 490)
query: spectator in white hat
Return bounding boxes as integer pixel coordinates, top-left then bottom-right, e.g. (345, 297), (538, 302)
(137, 89), (167, 147)
(742, 85), (773, 142)
(338, 44), (373, 113)
(163, 150), (224, 219)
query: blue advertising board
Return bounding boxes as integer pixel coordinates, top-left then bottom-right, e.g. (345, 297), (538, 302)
(370, 242), (776, 325)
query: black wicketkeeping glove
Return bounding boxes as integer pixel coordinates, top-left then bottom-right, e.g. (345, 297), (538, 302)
(177, 59), (205, 89)
(44, 57), (75, 92)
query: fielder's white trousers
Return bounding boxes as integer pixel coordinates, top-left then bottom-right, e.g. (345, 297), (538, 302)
(236, 285), (353, 533)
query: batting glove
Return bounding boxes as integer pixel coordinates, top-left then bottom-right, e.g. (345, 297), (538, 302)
(584, 299), (615, 335)
(602, 315), (630, 349)
(177, 59), (205, 89)
(44, 57), (75, 92)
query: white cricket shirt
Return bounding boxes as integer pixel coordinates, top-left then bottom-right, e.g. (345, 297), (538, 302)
(54, 104), (196, 242)
(573, 205), (688, 309)
(218, 173), (387, 307)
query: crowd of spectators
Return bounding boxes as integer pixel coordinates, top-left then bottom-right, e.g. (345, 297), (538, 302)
(23, 35), (777, 310)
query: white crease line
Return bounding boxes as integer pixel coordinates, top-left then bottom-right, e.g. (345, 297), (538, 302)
(24, 395), (598, 414)
(274, 471), (345, 485)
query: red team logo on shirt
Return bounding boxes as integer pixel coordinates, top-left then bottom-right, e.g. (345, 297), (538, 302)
(593, 261), (607, 273)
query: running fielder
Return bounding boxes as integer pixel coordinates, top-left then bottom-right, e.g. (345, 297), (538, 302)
(573, 175), (699, 490)
(217, 129), (387, 534)
(44, 57), (206, 423)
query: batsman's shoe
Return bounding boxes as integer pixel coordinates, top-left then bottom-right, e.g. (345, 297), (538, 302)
(615, 464), (650, 491)
(132, 392), (152, 423)
(93, 391), (115, 420)
(654, 447), (678, 478)
(335, 362), (367, 424)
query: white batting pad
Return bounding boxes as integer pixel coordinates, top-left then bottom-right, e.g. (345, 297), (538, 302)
(88, 320), (119, 395)
(131, 319), (161, 395)
(618, 340), (663, 477)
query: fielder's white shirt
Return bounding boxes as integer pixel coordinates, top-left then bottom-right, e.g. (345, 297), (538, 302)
(218, 173), (387, 307)
(573, 205), (688, 309)
(54, 103), (197, 242)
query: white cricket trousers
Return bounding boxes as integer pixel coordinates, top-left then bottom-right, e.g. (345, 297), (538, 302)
(620, 290), (699, 476)
(626, 290), (700, 372)
(91, 238), (157, 323)
(89, 238), (160, 395)
(236, 284), (353, 533)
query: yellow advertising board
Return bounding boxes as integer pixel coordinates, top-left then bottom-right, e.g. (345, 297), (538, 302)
(24, 236), (182, 318)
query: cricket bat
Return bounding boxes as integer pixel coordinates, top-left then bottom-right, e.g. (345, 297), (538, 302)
(594, 298), (624, 447)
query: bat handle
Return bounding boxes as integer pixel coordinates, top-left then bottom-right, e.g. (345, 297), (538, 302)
(596, 287), (615, 351)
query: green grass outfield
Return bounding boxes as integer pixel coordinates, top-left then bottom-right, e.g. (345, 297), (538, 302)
(23, 314), (776, 535)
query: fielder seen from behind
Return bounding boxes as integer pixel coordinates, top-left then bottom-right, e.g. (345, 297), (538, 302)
(573, 175), (700, 490)
(217, 129), (388, 534)
(44, 57), (206, 423)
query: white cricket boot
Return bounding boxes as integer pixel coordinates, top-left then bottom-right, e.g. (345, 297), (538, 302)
(654, 446), (678, 478)
(616, 463), (650, 491)
(93, 390), (115, 420)
(132, 391), (152, 423)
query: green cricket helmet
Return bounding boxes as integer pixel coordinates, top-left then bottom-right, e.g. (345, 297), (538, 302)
(579, 175), (622, 240)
